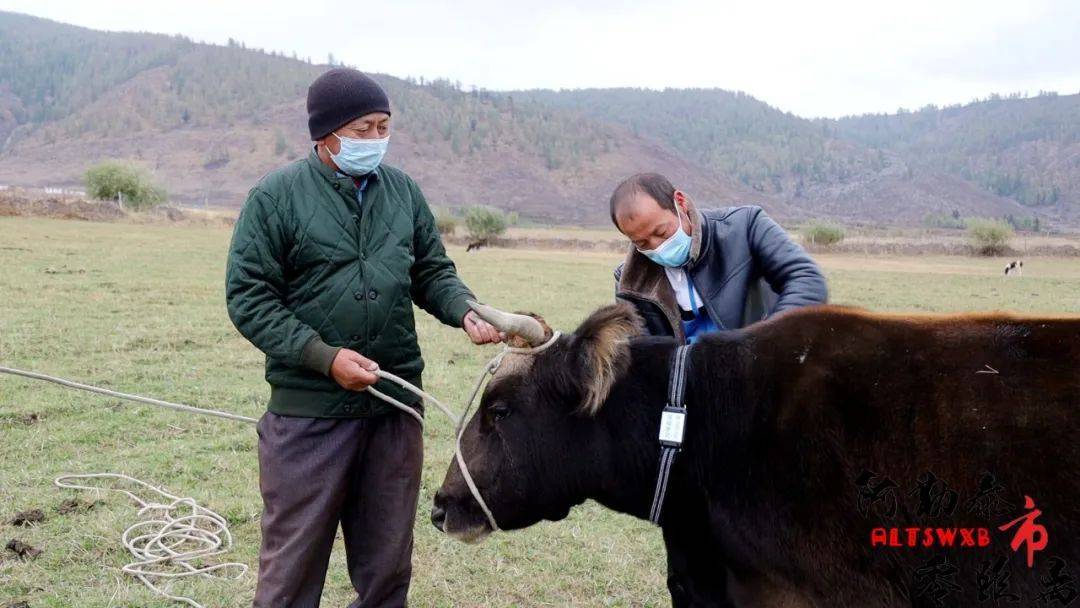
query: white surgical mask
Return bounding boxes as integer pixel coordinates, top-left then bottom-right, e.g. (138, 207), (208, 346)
(637, 207), (692, 267)
(328, 132), (388, 176)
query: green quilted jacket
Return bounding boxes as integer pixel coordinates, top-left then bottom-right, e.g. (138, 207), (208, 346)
(225, 150), (474, 418)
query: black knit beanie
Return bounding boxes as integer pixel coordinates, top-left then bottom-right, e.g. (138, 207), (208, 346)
(307, 68), (391, 140)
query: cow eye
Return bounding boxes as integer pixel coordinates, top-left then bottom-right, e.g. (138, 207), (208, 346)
(490, 403), (510, 422)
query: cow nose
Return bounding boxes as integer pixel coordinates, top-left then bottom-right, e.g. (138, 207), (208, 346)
(431, 505), (446, 531)
(431, 491), (447, 532)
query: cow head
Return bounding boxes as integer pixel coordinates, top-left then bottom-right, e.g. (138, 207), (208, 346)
(432, 301), (644, 542)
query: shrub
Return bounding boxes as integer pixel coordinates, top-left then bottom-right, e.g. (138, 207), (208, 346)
(1004, 214), (1041, 233)
(273, 129), (288, 156)
(464, 206), (508, 241)
(967, 218), (1013, 255)
(433, 207), (457, 236)
(922, 212), (967, 230)
(84, 161), (167, 210)
(803, 221), (845, 246)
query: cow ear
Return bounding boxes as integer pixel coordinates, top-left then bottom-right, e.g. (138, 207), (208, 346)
(569, 302), (644, 415)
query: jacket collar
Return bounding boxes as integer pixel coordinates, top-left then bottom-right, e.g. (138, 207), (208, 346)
(688, 202), (712, 270)
(616, 197), (705, 342)
(306, 147), (381, 195)
(305, 148), (376, 229)
(686, 198), (706, 267)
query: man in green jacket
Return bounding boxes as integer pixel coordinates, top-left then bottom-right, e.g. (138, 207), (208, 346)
(226, 68), (501, 607)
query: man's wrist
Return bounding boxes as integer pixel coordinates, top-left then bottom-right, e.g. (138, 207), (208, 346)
(448, 294), (474, 329)
(300, 334), (341, 377)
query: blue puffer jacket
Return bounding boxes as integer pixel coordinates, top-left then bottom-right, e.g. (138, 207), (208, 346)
(614, 202), (827, 341)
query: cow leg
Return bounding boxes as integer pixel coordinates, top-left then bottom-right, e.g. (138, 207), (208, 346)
(662, 500), (734, 607)
(668, 521), (819, 608)
(725, 572), (819, 608)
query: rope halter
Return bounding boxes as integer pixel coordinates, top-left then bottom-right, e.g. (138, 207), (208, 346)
(377, 329), (562, 532)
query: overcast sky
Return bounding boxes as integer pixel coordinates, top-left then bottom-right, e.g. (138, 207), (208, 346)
(3, 0), (1078, 118)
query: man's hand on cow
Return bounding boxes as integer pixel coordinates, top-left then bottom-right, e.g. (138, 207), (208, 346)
(462, 310), (505, 345)
(330, 349), (380, 391)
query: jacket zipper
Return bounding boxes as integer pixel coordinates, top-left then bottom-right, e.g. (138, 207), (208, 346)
(356, 188), (369, 343)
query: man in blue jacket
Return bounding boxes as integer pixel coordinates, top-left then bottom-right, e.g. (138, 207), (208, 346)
(611, 172), (828, 606)
(613, 172), (827, 342)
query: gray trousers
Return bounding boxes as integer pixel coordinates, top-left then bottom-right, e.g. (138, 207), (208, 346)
(253, 410), (423, 608)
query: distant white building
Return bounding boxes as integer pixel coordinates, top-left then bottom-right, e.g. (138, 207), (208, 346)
(41, 186), (86, 197)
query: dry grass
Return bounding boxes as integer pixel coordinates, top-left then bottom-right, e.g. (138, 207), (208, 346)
(2, 217), (1079, 606)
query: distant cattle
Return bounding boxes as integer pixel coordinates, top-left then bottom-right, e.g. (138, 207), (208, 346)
(433, 302), (1080, 607)
(1004, 260), (1024, 277)
(466, 239), (488, 252)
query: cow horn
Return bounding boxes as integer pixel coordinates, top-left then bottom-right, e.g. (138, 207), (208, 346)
(467, 301), (547, 345)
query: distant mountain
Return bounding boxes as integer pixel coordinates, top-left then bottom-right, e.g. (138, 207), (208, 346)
(0, 11), (757, 226)
(827, 94), (1080, 212)
(0, 11), (1074, 228)
(513, 88), (1080, 227)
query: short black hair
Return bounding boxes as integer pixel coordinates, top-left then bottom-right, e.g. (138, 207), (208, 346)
(608, 173), (676, 227)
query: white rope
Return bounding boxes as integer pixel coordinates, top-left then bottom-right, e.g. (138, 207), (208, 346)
(0, 332), (563, 605)
(53, 473), (247, 608)
(362, 333), (563, 531)
(450, 333), (562, 531)
(0, 366), (257, 424)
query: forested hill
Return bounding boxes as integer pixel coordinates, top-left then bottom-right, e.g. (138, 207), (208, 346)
(514, 88), (1080, 227)
(828, 94), (1080, 210)
(0, 11), (1074, 228)
(0, 11), (755, 226)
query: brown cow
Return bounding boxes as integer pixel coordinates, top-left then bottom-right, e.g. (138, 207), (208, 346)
(433, 302), (1080, 607)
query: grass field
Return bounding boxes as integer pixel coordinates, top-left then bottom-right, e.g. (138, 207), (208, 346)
(1, 217), (1079, 607)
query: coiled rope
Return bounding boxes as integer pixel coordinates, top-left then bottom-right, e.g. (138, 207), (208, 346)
(53, 473), (247, 608)
(0, 332), (560, 608)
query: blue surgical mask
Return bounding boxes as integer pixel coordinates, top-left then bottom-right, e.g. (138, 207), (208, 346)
(638, 208), (691, 267)
(329, 132), (388, 177)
